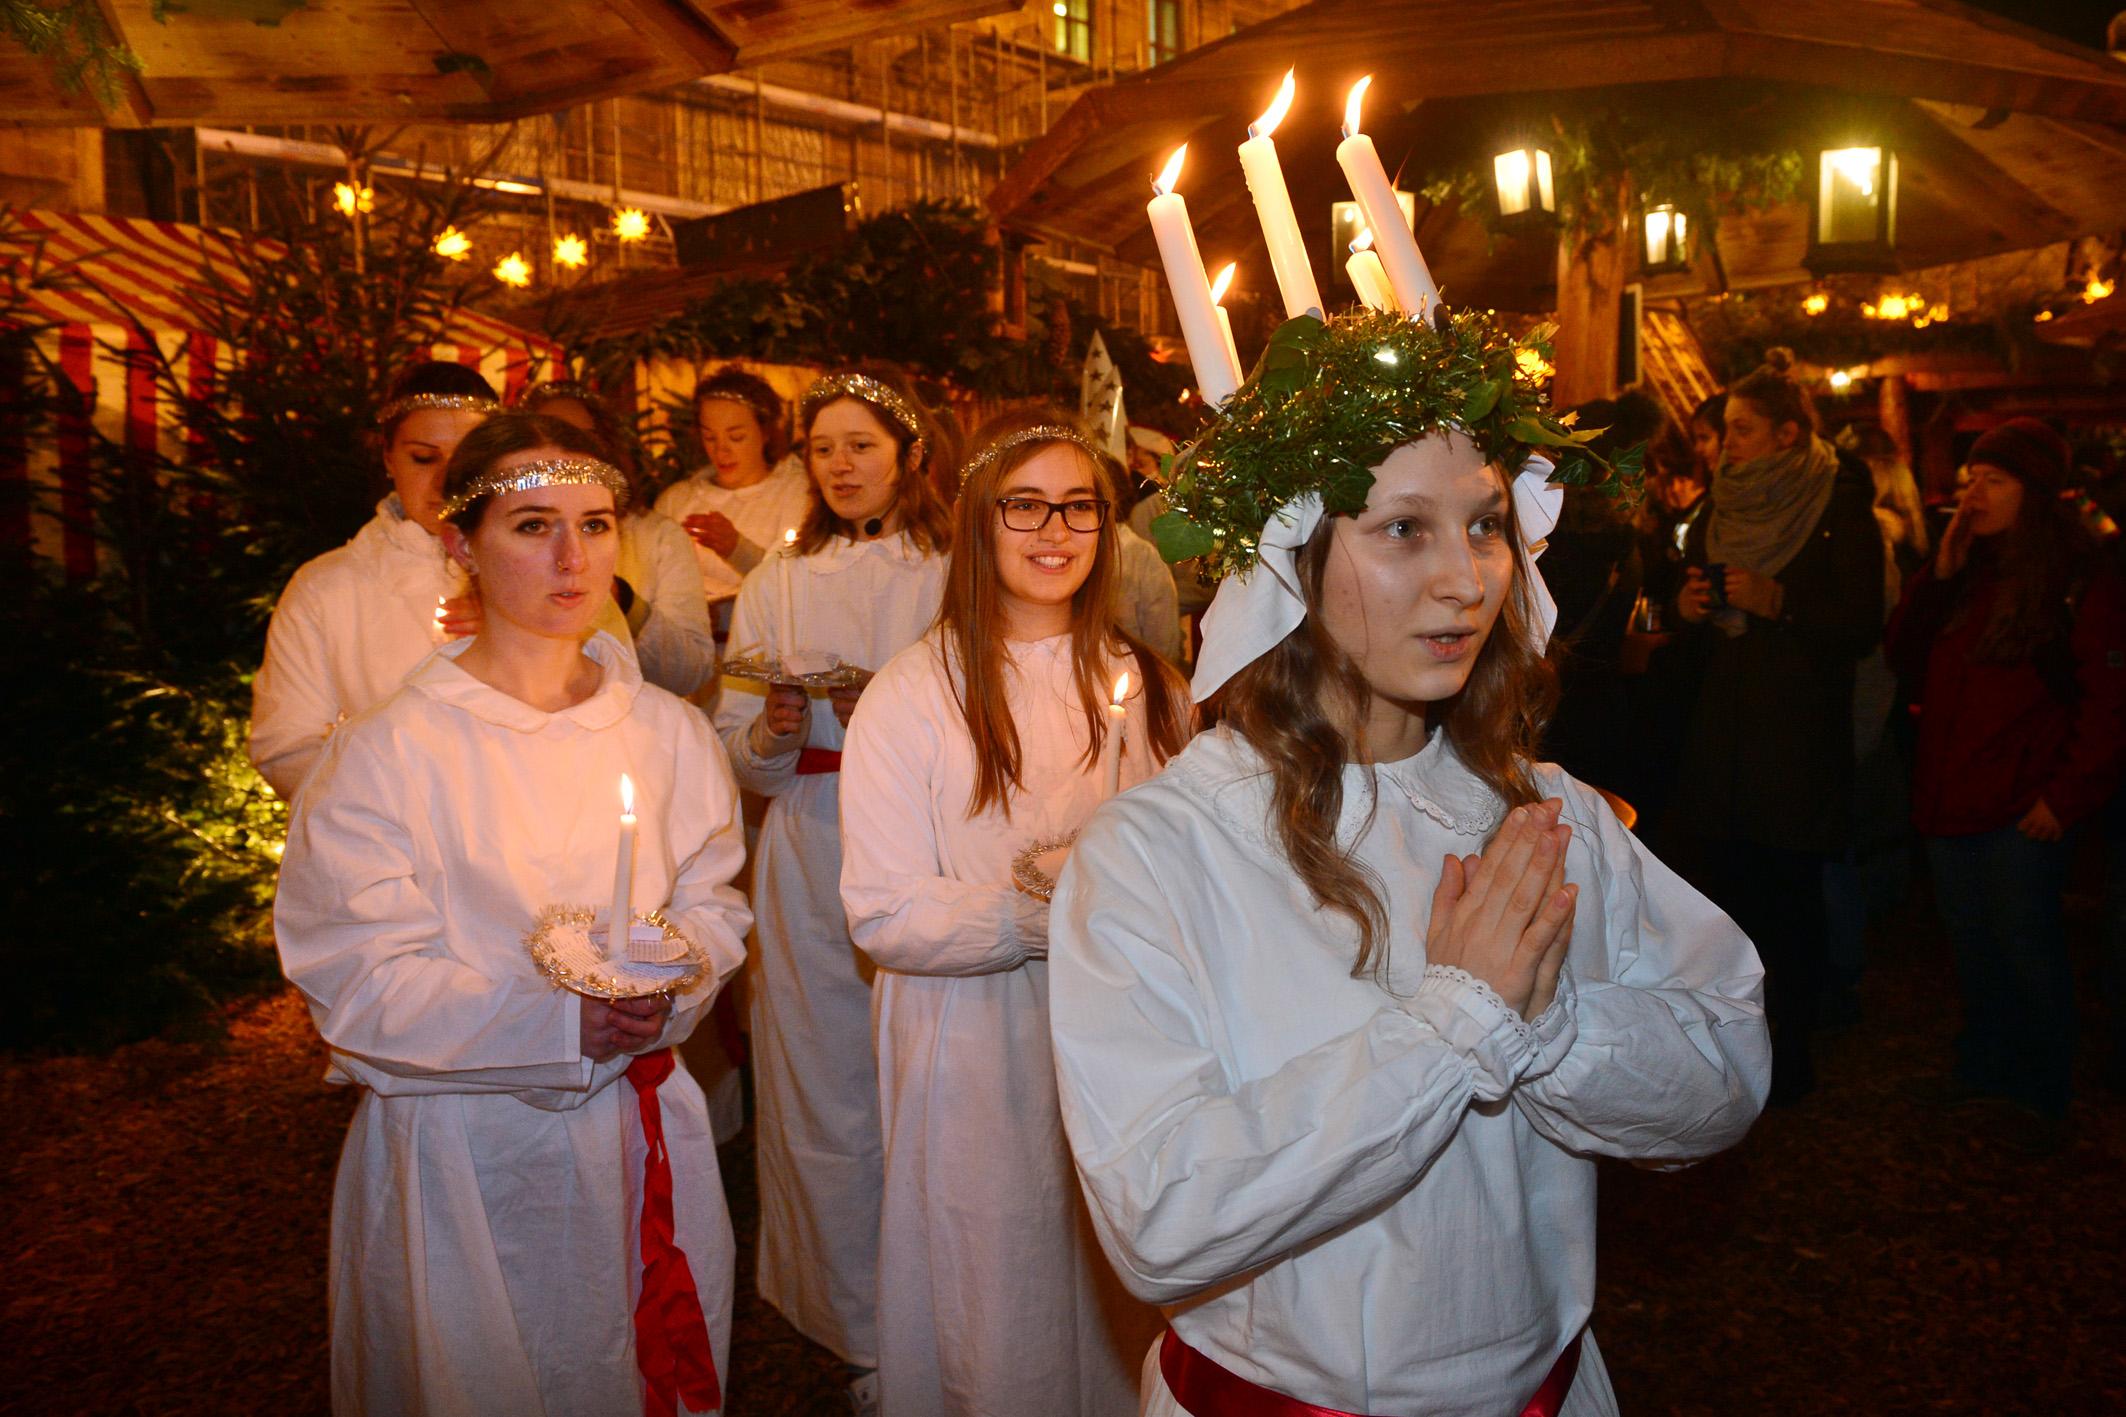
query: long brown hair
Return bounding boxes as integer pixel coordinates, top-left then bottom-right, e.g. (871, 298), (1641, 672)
(794, 364), (955, 556)
(938, 408), (1190, 818)
(1963, 481), (2098, 662)
(1215, 448), (1557, 978)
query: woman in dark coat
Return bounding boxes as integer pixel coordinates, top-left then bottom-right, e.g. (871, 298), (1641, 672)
(1668, 349), (1884, 1103)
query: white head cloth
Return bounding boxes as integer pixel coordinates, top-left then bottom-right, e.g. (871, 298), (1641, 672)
(1188, 454), (1562, 701)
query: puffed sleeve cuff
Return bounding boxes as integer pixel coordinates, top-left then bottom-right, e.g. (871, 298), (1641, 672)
(722, 716), (802, 795)
(1405, 965), (1547, 1101)
(1523, 965), (1579, 1083)
(1007, 891), (1047, 964)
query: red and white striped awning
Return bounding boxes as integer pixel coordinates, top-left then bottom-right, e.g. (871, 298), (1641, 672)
(3, 209), (566, 577)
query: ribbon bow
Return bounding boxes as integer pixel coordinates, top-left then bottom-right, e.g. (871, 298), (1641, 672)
(626, 1050), (721, 1416)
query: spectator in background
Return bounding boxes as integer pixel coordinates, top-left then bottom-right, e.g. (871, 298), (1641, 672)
(1887, 418), (2126, 1142)
(1104, 451), (1185, 663)
(1669, 350), (1884, 1104)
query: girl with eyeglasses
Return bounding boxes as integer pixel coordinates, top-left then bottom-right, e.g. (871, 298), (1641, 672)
(710, 367), (954, 1408)
(838, 409), (1192, 1417)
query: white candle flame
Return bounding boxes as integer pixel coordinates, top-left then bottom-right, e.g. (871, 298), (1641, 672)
(619, 772), (635, 819)
(1350, 226), (1375, 255)
(1111, 671), (1132, 707)
(1342, 75), (1372, 139)
(433, 595), (446, 621)
(1153, 145), (1187, 196)
(1209, 263), (1235, 306)
(783, 527), (798, 550)
(1249, 69), (1295, 140)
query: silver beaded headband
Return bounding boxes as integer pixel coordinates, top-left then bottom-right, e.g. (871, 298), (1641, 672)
(695, 380), (784, 429)
(376, 392), (500, 427)
(516, 379), (603, 412)
(800, 373), (929, 467)
(441, 455), (631, 520)
(958, 424), (1107, 491)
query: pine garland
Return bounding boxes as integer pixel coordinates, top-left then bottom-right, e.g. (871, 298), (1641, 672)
(1150, 309), (1640, 576)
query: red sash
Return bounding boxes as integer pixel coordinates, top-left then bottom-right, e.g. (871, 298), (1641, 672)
(625, 1050), (721, 1416)
(795, 747), (842, 775)
(1158, 1328), (1581, 1417)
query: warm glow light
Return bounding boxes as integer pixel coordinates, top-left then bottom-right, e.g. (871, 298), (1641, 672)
(1514, 347), (1555, 383)
(1153, 145), (1187, 196)
(1343, 76), (1372, 139)
(1802, 292), (1830, 316)
(1250, 69), (1295, 139)
(434, 595), (446, 623)
(433, 226), (472, 261)
(493, 252), (533, 288)
(1496, 149), (1530, 199)
(2084, 275), (2116, 304)
(2034, 309), (2056, 323)
(1828, 370), (1853, 390)
(611, 207), (651, 242)
(1052, 0), (1067, 13)
(553, 233), (589, 269)
(619, 773), (636, 818)
(1111, 671), (1131, 707)
(1209, 262), (1236, 305)
(1350, 226), (1375, 254)
(333, 182), (374, 217)
(783, 527), (798, 548)
(1826, 147), (1880, 198)
(1877, 293), (1912, 320)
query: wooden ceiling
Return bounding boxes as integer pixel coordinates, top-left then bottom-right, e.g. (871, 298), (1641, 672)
(1, 0), (1018, 127)
(989, 0), (2126, 309)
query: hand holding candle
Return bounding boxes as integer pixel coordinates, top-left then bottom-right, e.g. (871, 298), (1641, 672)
(1335, 77), (1441, 321)
(610, 773), (636, 960)
(1236, 69), (1323, 320)
(1104, 671), (1131, 799)
(1146, 146), (1242, 408)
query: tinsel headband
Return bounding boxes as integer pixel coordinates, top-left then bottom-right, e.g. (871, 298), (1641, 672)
(958, 424), (1109, 491)
(441, 455), (632, 521)
(516, 379), (604, 412)
(376, 392), (500, 427)
(800, 373), (929, 467)
(695, 379), (784, 429)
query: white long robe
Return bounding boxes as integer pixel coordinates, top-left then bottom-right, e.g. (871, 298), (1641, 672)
(1049, 727), (1772, 1417)
(250, 496), (465, 800)
(653, 455), (813, 604)
(1115, 524), (1183, 663)
(840, 632), (1175, 1417)
(275, 633), (752, 1417)
(591, 509), (716, 698)
(711, 532), (947, 1367)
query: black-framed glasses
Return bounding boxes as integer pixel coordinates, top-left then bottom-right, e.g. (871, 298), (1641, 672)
(995, 496), (1110, 533)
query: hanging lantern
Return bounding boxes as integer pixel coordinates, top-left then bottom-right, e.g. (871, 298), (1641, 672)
(1492, 139), (1555, 229)
(1640, 201), (1690, 276)
(1806, 143), (1899, 275)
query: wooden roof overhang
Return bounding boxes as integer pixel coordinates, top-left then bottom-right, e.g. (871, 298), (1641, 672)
(1, 0), (1019, 127)
(989, 0), (2126, 312)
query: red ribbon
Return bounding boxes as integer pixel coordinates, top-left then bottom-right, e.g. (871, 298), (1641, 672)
(794, 747), (843, 775)
(1159, 1328), (1580, 1417)
(626, 1050), (721, 1416)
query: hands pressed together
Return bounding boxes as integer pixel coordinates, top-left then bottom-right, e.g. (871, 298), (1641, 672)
(1424, 798), (1578, 1021)
(580, 992), (673, 1062)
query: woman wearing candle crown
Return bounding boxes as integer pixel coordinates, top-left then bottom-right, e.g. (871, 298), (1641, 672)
(709, 366), (953, 1404)
(250, 360), (500, 801)
(1047, 311), (1771, 1417)
(275, 411), (751, 1417)
(839, 409), (1193, 1417)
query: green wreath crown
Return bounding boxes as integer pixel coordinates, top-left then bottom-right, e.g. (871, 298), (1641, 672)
(1149, 309), (1641, 578)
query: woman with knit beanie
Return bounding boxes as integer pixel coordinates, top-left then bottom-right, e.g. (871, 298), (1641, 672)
(1888, 417), (2126, 1139)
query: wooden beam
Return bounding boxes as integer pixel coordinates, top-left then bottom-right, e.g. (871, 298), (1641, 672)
(604, 0), (738, 73)
(82, 0), (155, 127)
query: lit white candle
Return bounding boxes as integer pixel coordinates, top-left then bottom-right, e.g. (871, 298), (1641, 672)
(1104, 671), (1131, 798)
(1335, 77), (1441, 321)
(1146, 146), (1242, 407)
(776, 527), (798, 668)
(1236, 69), (1322, 321)
(610, 773), (637, 959)
(1209, 263), (1242, 378)
(432, 594), (448, 644)
(1346, 228), (1398, 313)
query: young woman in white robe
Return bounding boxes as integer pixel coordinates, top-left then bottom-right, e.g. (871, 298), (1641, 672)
(275, 412), (751, 1417)
(520, 379), (717, 698)
(654, 368), (813, 643)
(249, 362), (498, 800)
(840, 413), (1194, 1417)
(711, 369), (954, 1397)
(1048, 432), (1773, 1417)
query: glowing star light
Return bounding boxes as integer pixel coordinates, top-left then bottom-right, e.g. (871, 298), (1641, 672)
(1802, 292), (1829, 316)
(553, 234), (589, 270)
(493, 252), (533, 288)
(333, 182), (374, 218)
(432, 226), (473, 261)
(611, 207), (651, 242)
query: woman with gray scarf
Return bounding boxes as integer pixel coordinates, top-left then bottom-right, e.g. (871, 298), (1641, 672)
(1665, 349), (1884, 1105)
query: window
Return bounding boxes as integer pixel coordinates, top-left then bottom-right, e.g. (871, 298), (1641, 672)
(1052, 0), (1092, 64)
(1148, 0), (1182, 64)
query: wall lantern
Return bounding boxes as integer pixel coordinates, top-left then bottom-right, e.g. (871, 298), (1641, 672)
(1806, 144), (1899, 275)
(1492, 141), (1555, 228)
(1640, 201), (1690, 276)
